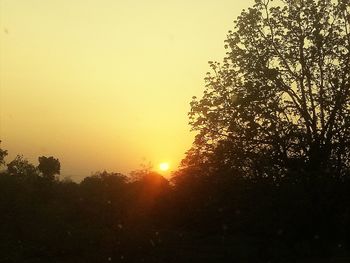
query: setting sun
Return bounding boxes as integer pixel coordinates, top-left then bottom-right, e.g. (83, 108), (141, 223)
(159, 162), (170, 172)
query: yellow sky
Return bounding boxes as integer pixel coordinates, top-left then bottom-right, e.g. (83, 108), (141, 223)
(0, 0), (253, 180)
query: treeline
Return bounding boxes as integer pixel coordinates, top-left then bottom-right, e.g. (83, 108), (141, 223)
(0, 146), (350, 263)
(2, 0), (350, 261)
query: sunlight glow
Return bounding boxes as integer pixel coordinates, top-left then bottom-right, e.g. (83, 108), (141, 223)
(0, 0), (254, 178)
(159, 162), (170, 172)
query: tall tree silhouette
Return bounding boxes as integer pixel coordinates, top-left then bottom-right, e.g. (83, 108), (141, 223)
(187, 0), (350, 180)
(38, 156), (60, 180)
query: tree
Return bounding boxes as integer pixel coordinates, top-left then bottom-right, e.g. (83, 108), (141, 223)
(37, 156), (61, 180)
(187, 0), (350, 180)
(0, 141), (7, 167)
(7, 155), (37, 176)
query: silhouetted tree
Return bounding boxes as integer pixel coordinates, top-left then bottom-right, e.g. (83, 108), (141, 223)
(7, 155), (37, 177)
(0, 141), (7, 167)
(187, 0), (350, 180)
(128, 170), (170, 219)
(37, 156), (60, 180)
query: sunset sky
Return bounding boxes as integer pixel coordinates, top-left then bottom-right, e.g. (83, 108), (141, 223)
(0, 0), (253, 180)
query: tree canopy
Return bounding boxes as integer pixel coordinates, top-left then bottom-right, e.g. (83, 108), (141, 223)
(1, 1), (350, 261)
(187, 0), (350, 180)
(7, 155), (37, 177)
(38, 156), (61, 180)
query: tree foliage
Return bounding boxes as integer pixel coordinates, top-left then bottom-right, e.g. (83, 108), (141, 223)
(1, 1), (350, 261)
(38, 156), (61, 180)
(7, 155), (37, 177)
(188, 0), (350, 179)
(0, 141), (7, 167)
(1, 143), (350, 261)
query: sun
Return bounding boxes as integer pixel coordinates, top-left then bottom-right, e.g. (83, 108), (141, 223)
(159, 162), (170, 172)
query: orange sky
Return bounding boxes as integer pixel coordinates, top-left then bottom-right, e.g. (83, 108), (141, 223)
(0, 0), (254, 180)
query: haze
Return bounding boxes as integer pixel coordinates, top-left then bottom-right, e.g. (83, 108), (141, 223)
(0, 0), (253, 180)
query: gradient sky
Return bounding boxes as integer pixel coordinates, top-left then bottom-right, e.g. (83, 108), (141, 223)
(0, 0), (254, 180)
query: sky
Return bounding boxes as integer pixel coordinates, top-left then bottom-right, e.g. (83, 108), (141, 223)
(0, 0), (254, 180)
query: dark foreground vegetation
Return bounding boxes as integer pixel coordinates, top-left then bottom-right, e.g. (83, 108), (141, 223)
(1, 0), (350, 261)
(0, 148), (350, 263)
